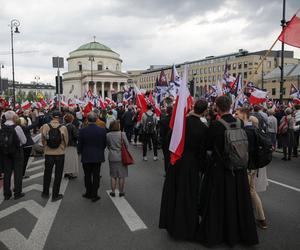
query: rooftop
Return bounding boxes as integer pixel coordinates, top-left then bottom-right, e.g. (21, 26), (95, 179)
(73, 41), (115, 53)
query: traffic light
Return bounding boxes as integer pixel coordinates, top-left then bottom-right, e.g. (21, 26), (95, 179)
(55, 76), (63, 94)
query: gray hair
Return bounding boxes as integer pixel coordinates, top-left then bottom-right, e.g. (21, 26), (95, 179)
(87, 112), (97, 123)
(4, 110), (16, 121)
(285, 108), (292, 115)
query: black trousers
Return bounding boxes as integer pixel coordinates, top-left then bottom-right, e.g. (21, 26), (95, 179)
(162, 145), (170, 174)
(143, 133), (158, 157)
(43, 155), (65, 197)
(293, 131), (299, 156)
(2, 149), (24, 198)
(124, 125), (134, 142)
(82, 163), (101, 198)
(23, 147), (32, 176)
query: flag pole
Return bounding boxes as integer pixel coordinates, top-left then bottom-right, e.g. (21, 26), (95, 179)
(279, 0), (286, 104)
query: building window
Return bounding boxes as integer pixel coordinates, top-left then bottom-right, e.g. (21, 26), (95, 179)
(272, 88), (276, 95)
(213, 67), (216, 73)
(283, 88), (286, 95)
(204, 68), (207, 74)
(233, 63), (236, 70)
(208, 76), (211, 82)
(233, 73), (236, 77)
(208, 67), (212, 73)
(238, 63), (242, 69)
(116, 64), (119, 71)
(244, 72), (248, 79)
(249, 62), (253, 66)
(267, 61), (272, 68)
(200, 68), (203, 74)
(244, 62), (248, 68)
(98, 62), (103, 71)
(200, 77), (203, 82)
(218, 66), (221, 72)
(78, 64), (82, 71)
(204, 76), (207, 82)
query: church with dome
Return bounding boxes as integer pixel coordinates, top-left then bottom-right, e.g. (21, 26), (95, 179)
(63, 41), (129, 99)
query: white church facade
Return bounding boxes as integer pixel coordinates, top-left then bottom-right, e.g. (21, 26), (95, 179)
(63, 41), (129, 99)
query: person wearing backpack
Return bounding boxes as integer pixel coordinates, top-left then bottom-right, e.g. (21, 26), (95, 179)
(40, 110), (69, 202)
(198, 96), (258, 247)
(0, 111), (27, 200)
(236, 107), (268, 230)
(141, 104), (158, 161)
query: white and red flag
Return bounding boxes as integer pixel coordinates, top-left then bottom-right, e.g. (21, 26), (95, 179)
(134, 84), (148, 122)
(249, 89), (268, 105)
(169, 66), (191, 165)
(278, 10), (300, 48)
(148, 91), (161, 117)
(21, 100), (31, 110)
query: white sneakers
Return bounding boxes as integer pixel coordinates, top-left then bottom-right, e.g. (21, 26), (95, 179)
(143, 156), (159, 161)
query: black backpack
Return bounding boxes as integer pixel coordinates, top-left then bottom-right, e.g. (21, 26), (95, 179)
(143, 113), (155, 134)
(46, 124), (62, 149)
(250, 128), (273, 169)
(0, 125), (20, 155)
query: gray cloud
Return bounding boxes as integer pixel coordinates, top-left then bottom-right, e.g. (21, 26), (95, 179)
(0, 0), (299, 84)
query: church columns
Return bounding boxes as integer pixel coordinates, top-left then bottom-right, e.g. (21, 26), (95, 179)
(101, 82), (104, 98)
(117, 82), (120, 92)
(93, 82), (97, 96)
(109, 82), (113, 98)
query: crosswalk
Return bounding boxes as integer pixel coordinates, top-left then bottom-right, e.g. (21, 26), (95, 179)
(0, 157), (69, 250)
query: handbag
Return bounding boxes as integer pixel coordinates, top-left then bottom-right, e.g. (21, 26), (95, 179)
(121, 132), (134, 166)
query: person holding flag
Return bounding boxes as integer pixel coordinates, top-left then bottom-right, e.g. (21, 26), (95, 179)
(159, 66), (209, 240)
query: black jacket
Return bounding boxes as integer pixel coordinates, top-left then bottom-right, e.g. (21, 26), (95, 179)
(66, 123), (78, 147)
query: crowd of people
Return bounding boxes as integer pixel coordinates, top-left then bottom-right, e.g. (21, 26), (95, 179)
(0, 95), (299, 247)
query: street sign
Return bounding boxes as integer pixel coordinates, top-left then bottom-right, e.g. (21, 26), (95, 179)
(52, 57), (64, 68)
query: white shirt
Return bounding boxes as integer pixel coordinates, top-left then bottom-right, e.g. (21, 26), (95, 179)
(4, 120), (27, 146)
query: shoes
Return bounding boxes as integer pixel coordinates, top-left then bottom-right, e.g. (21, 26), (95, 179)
(52, 194), (63, 202)
(109, 192), (116, 197)
(153, 156), (158, 161)
(91, 196), (101, 202)
(23, 175), (30, 179)
(143, 157), (148, 161)
(119, 192), (125, 197)
(41, 192), (50, 199)
(256, 220), (268, 230)
(4, 195), (12, 201)
(82, 193), (92, 199)
(287, 157), (291, 161)
(281, 157), (287, 161)
(14, 193), (25, 200)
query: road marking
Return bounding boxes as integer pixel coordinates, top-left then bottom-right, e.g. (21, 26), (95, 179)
(23, 184), (44, 193)
(106, 190), (147, 232)
(268, 179), (300, 192)
(0, 179), (69, 250)
(27, 165), (44, 173)
(29, 159), (45, 166)
(23, 172), (44, 183)
(0, 200), (43, 219)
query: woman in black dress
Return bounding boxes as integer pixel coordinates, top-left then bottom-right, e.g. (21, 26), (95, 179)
(159, 99), (208, 240)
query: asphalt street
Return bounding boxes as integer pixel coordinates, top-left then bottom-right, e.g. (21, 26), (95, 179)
(0, 145), (300, 250)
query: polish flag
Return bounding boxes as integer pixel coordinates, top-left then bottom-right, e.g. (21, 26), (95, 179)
(169, 66), (190, 165)
(249, 89), (268, 105)
(61, 100), (68, 107)
(83, 101), (94, 116)
(134, 84), (148, 122)
(148, 91), (161, 117)
(40, 99), (47, 108)
(278, 10), (300, 48)
(35, 102), (42, 109)
(293, 98), (300, 105)
(98, 97), (106, 109)
(21, 100), (31, 110)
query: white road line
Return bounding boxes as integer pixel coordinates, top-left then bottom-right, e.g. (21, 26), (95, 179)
(23, 184), (44, 193)
(29, 159), (45, 166)
(0, 200), (43, 219)
(23, 172), (44, 183)
(0, 228), (27, 250)
(106, 190), (147, 232)
(26, 165), (44, 173)
(268, 179), (300, 192)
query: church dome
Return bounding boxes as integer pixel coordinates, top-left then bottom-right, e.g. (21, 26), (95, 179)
(73, 41), (114, 53)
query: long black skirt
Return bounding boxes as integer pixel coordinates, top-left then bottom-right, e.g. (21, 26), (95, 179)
(159, 152), (200, 240)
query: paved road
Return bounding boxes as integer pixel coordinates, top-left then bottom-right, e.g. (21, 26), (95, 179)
(0, 146), (300, 250)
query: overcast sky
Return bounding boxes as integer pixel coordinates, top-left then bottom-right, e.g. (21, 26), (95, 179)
(0, 0), (299, 85)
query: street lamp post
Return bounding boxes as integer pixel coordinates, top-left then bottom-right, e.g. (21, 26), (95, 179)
(279, 0), (286, 103)
(34, 75), (40, 96)
(0, 64), (4, 95)
(10, 19), (20, 109)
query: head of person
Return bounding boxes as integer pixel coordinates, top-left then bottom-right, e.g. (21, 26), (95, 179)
(51, 110), (62, 120)
(285, 107), (292, 116)
(64, 113), (74, 124)
(267, 109), (274, 116)
(19, 117), (28, 127)
(87, 112), (97, 124)
(194, 99), (208, 115)
(109, 120), (120, 132)
(147, 104), (152, 111)
(4, 110), (17, 123)
(253, 105), (261, 112)
(215, 96), (232, 115)
(236, 106), (250, 122)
